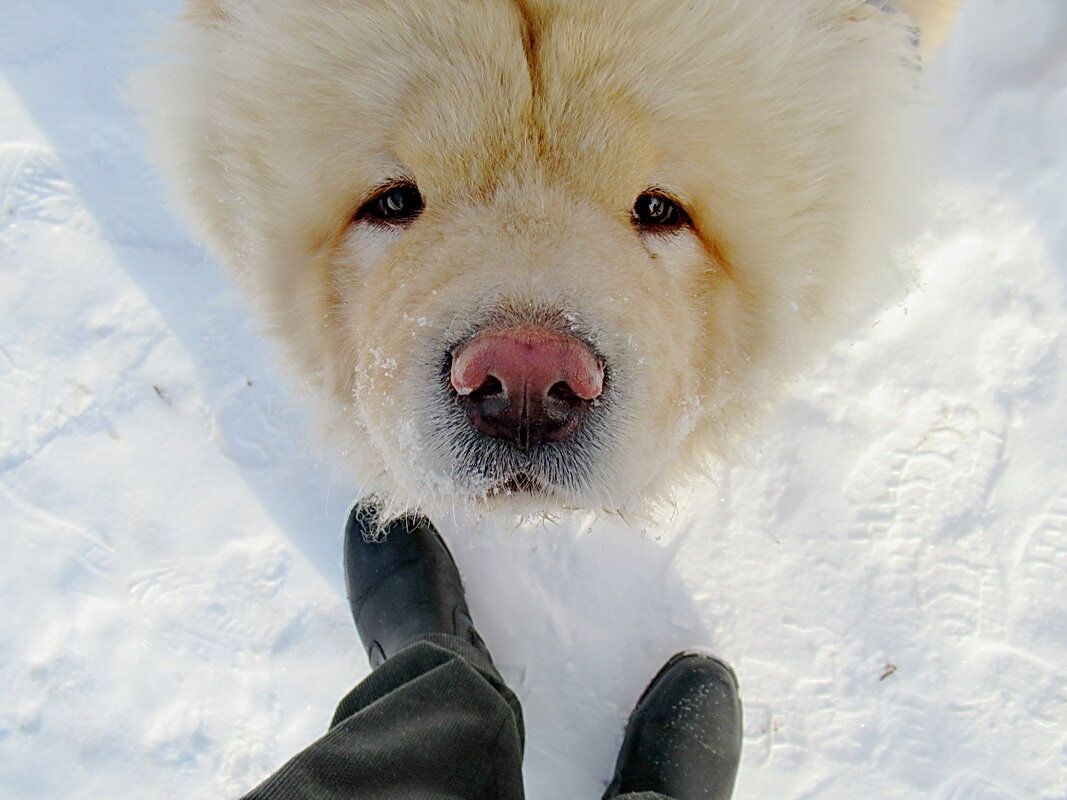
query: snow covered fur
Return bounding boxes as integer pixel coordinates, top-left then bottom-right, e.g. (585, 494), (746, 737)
(138, 0), (956, 514)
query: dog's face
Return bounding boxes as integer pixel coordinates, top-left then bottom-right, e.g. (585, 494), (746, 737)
(143, 0), (927, 513)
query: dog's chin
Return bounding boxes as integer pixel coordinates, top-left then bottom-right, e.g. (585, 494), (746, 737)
(412, 439), (600, 513)
(488, 472), (545, 497)
(423, 426), (614, 511)
(447, 464), (579, 510)
(472, 477), (579, 517)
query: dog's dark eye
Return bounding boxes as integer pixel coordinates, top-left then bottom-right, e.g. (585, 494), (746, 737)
(359, 183), (424, 224)
(632, 192), (688, 230)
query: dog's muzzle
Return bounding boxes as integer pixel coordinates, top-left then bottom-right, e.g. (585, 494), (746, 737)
(449, 327), (604, 449)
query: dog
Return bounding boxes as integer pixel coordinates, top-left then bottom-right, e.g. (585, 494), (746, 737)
(138, 0), (957, 515)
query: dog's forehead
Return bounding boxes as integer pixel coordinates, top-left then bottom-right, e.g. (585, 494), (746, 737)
(232, 0), (915, 240)
(260, 1), (754, 199)
(300, 0), (870, 201)
(382, 3), (673, 203)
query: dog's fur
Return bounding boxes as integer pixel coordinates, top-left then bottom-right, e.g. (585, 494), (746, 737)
(138, 0), (956, 515)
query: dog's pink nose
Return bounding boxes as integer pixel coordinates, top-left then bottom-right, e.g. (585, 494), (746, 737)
(450, 328), (604, 448)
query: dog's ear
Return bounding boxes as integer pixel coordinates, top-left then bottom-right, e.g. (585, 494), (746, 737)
(876, 0), (961, 58)
(183, 0), (228, 26)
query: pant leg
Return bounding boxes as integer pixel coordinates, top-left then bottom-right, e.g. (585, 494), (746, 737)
(240, 633), (525, 800)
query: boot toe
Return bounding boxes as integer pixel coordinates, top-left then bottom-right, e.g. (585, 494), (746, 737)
(605, 653), (742, 800)
(343, 501), (482, 666)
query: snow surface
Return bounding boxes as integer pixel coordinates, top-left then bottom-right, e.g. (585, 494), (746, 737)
(1, 1), (1065, 798)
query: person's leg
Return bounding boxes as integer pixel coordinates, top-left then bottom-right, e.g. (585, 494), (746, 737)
(241, 635), (523, 800)
(603, 653), (742, 800)
(239, 504), (525, 800)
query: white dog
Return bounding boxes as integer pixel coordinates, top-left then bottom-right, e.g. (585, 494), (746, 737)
(138, 0), (957, 515)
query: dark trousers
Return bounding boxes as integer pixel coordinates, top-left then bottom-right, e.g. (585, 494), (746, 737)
(240, 633), (670, 800)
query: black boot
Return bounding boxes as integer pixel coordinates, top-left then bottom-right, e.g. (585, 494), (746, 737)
(343, 501), (489, 668)
(604, 652), (743, 800)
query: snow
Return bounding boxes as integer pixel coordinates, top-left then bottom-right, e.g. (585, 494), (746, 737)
(1, 1), (1064, 799)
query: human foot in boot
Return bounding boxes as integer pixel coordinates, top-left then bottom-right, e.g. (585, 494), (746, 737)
(604, 652), (742, 800)
(343, 501), (488, 668)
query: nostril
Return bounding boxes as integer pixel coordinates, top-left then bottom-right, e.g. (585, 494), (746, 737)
(543, 380), (590, 426)
(468, 374), (505, 399)
(547, 381), (580, 403)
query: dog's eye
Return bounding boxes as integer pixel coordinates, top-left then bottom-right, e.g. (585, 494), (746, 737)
(358, 183), (424, 224)
(632, 192), (688, 230)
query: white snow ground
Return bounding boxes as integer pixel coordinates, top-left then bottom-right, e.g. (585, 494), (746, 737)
(1, 1), (1065, 798)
